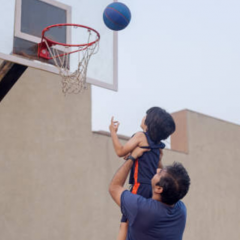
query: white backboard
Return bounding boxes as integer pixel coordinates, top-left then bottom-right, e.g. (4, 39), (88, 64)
(0, 0), (118, 91)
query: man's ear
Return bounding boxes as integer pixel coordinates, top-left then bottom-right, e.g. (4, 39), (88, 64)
(155, 186), (163, 194)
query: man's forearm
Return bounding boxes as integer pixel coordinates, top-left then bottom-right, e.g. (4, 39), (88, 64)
(109, 158), (133, 206)
(110, 159), (133, 188)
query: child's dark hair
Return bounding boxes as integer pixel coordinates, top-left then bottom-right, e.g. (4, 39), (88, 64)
(156, 162), (191, 205)
(145, 107), (176, 143)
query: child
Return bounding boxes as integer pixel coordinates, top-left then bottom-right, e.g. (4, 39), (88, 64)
(109, 107), (176, 240)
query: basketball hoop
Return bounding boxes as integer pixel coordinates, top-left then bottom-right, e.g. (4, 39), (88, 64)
(38, 23), (100, 94)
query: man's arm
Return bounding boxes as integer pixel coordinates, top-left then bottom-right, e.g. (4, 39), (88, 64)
(158, 149), (164, 168)
(109, 147), (147, 206)
(109, 159), (133, 206)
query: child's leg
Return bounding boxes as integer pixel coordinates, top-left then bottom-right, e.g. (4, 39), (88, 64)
(117, 222), (128, 240)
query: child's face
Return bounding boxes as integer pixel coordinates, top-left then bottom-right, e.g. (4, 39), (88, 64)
(140, 115), (147, 131)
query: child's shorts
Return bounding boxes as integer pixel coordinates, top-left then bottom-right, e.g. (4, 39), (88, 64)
(121, 183), (152, 223)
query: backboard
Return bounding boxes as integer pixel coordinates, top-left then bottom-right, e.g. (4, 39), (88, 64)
(0, 0), (118, 93)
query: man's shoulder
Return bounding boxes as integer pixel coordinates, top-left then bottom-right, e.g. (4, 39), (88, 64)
(121, 190), (145, 201)
(121, 191), (156, 214)
(176, 201), (187, 214)
(176, 201), (187, 210)
(147, 200), (187, 215)
(121, 190), (148, 208)
(121, 191), (187, 213)
(120, 190), (148, 225)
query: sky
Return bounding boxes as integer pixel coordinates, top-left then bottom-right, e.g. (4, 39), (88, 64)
(92, 0), (240, 136)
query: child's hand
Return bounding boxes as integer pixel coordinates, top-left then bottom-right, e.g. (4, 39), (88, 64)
(109, 117), (120, 133)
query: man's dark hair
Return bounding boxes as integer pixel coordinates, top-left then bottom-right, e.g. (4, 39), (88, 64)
(156, 162), (190, 205)
(145, 107), (176, 143)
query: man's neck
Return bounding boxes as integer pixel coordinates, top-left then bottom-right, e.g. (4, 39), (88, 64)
(152, 193), (161, 201)
(152, 194), (175, 207)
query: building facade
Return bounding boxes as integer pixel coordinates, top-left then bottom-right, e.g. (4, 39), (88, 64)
(0, 67), (240, 240)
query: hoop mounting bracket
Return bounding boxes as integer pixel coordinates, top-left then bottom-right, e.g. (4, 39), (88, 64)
(38, 41), (55, 60)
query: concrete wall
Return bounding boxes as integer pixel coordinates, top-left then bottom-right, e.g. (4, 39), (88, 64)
(0, 67), (122, 240)
(168, 110), (240, 240)
(1, 67), (240, 240)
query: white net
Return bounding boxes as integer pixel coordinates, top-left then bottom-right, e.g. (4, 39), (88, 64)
(44, 28), (99, 94)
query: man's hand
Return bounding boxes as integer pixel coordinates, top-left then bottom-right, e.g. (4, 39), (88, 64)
(109, 117), (120, 133)
(131, 146), (150, 159)
(158, 149), (164, 168)
(123, 153), (131, 160)
(160, 149), (163, 161)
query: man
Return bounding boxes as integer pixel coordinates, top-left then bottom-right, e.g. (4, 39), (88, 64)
(109, 147), (191, 240)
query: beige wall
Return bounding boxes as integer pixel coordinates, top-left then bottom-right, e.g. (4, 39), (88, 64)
(1, 67), (240, 240)
(166, 110), (240, 240)
(0, 67), (121, 240)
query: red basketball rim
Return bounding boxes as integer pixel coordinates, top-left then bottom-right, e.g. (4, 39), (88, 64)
(41, 23), (100, 47)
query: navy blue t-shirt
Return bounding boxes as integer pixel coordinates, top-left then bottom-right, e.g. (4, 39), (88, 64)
(129, 132), (165, 185)
(121, 190), (187, 240)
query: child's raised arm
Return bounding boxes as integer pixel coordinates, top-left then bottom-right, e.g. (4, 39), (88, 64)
(109, 117), (143, 157)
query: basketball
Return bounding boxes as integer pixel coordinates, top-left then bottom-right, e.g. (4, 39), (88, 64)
(103, 2), (131, 31)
